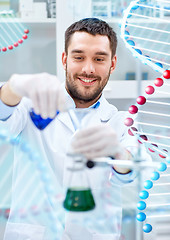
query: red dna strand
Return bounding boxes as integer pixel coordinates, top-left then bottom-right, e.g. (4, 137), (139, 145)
(0, 10), (29, 52)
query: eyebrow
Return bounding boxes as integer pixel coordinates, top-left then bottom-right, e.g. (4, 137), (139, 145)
(71, 49), (109, 56)
(71, 50), (84, 54)
(95, 51), (109, 56)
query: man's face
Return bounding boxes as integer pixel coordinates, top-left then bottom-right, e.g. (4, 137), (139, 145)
(62, 32), (117, 106)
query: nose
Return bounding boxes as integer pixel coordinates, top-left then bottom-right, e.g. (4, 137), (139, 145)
(82, 60), (95, 74)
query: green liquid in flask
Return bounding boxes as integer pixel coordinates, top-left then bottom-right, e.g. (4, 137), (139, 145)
(63, 188), (95, 212)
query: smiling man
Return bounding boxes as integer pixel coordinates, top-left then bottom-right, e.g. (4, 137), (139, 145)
(63, 30), (116, 108)
(0, 18), (138, 240)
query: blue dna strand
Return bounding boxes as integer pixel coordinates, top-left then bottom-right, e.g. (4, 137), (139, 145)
(136, 160), (169, 234)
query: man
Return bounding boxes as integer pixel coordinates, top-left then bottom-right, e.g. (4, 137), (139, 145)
(0, 18), (137, 240)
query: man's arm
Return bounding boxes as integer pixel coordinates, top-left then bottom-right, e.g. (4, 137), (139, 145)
(0, 73), (66, 119)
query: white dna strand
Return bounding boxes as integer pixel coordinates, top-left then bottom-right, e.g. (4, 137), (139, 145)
(0, 10), (29, 52)
(0, 126), (65, 240)
(121, 0), (170, 236)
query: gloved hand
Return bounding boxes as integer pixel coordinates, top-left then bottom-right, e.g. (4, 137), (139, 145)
(9, 73), (66, 119)
(71, 123), (127, 160)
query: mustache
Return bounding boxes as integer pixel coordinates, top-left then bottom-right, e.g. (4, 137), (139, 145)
(74, 73), (101, 80)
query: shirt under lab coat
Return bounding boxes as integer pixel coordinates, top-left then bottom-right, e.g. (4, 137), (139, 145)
(0, 92), (138, 240)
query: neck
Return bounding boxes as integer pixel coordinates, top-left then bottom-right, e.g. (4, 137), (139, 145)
(74, 95), (101, 108)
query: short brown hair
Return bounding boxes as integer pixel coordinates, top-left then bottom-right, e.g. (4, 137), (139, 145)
(65, 18), (117, 58)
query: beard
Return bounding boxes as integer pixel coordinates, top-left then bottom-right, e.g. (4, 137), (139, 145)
(65, 67), (111, 104)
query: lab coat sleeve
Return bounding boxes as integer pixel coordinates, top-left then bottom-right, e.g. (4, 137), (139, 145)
(0, 97), (31, 136)
(109, 168), (137, 186)
(0, 98), (17, 120)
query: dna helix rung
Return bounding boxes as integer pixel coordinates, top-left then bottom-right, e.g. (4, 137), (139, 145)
(137, 164), (170, 235)
(121, 0), (170, 73)
(125, 70), (170, 158)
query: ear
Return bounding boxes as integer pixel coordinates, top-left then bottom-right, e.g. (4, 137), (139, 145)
(62, 52), (67, 70)
(110, 55), (117, 74)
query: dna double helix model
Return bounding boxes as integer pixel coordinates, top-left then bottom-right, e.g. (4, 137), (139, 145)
(0, 12), (65, 240)
(0, 10), (29, 52)
(121, 0), (170, 237)
(0, 128), (65, 239)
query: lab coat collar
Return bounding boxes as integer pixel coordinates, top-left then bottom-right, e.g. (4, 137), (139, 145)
(95, 94), (118, 122)
(57, 85), (118, 132)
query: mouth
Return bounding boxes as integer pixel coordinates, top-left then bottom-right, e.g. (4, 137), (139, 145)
(78, 77), (97, 86)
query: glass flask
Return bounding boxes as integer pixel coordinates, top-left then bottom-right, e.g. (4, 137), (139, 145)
(29, 109), (59, 130)
(63, 155), (95, 212)
(63, 107), (98, 212)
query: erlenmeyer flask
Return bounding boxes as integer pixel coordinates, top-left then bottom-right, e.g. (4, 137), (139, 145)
(63, 108), (98, 212)
(63, 156), (95, 212)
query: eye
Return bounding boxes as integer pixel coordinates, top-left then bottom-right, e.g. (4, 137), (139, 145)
(74, 56), (84, 60)
(95, 58), (104, 62)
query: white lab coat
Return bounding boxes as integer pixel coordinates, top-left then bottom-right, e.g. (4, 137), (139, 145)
(0, 93), (137, 240)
